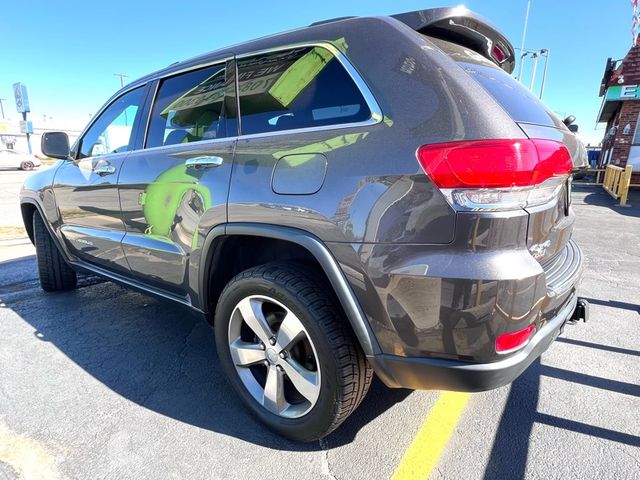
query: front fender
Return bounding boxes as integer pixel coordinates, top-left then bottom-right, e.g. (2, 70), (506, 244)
(19, 162), (70, 255)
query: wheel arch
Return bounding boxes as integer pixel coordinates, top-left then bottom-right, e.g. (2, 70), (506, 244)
(20, 199), (71, 261)
(198, 223), (380, 356)
(20, 201), (37, 243)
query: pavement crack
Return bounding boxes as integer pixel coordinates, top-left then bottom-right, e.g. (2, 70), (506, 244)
(318, 438), (337, 480)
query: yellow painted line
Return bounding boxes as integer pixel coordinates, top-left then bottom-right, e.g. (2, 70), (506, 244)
(0, 421), (60, 480)
(392, 392), (471, 480)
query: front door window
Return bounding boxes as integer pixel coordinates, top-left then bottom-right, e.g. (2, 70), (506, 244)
(77, 87), (145, 159)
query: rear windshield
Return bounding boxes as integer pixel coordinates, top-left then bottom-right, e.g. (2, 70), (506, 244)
(427, 36), (562, 128)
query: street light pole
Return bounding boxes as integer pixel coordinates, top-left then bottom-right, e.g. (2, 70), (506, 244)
(516, 0), (532, 81)
(539, 49), (550, 100)
(518, 51), (530, 81)
(529, 51), (540, 91)
(0, 98), (5, 119)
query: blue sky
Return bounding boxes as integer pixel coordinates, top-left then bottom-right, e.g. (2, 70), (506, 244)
(0, 0), (631, 145)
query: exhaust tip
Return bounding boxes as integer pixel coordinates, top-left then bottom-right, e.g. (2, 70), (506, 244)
(569, 298), (589, 324)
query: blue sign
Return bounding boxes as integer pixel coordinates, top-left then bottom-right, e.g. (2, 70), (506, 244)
(13, 82), (31, 113)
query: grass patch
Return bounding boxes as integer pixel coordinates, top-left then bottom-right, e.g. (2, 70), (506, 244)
(0, 226), (27, 240)
(38, 157), (59, 167)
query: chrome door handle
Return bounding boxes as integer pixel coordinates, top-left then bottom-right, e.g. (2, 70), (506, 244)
(94, 164), (116, 176)
(185, 156), (224, 169)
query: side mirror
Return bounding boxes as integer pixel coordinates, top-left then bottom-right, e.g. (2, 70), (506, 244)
(568, 124), (579, 133)
(41, 132), (71, 160)
(563, 115), (576, 127)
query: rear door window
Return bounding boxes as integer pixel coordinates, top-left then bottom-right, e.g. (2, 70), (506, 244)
(237, 46), (372, 135)
(146, 63), (236, 148)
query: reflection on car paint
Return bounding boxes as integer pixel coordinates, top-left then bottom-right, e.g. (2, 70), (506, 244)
(139, 163), (211, 249)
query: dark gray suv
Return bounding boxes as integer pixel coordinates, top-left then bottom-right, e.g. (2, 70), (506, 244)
(22, 8), (587, 441)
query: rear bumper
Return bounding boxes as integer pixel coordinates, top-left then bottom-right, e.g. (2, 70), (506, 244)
(369, 293), (579, 392)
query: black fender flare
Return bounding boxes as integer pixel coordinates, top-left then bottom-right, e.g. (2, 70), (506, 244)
(19, 198), (71, 259)
(198, 223), (381, 357)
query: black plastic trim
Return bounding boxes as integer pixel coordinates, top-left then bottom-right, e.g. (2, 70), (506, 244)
(370, 293), (578, 391)
(20, 199), (67, 255)
(71, 260), (195, 310)
(199, 223), (381, 356)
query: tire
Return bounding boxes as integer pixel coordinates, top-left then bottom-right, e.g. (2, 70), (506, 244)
(20, 161), (34, 171)
(214, 262), (372, 441)
(33, 211), (77, 292)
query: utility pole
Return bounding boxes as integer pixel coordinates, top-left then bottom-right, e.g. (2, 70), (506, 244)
(516, 0), (532, 81)
(113, 73), (129, 125)
(0, 98), (5, 119)
(113, 72), (128, 88)
(539, 49), (550, 100)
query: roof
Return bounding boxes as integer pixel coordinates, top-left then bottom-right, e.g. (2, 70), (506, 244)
(119, 7), (513, 94)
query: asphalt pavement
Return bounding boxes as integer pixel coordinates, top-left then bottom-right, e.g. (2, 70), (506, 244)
(0, 184), (638, 479)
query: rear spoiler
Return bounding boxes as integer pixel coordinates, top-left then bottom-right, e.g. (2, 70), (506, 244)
(392, 7), (516, 74)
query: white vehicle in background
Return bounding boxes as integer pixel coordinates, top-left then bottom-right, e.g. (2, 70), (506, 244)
(0, 149), (41, 170)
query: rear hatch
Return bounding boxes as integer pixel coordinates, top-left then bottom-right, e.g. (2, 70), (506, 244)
(393, 7), (587, 267)
(394, 8), (588, 270)
(431, 36), (587, 267)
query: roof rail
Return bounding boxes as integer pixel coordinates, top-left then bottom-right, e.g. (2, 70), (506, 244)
(392, 7), (515, 73)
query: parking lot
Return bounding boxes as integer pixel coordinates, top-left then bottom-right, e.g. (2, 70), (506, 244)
(0, 170), (639, 479)
(0, 169), (36, 237)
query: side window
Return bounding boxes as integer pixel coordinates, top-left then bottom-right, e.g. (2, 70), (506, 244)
(78, 87), (144, 159)
(632, 114), (640, 145)
(146, 63), (235, 148)
(237, 47), (372, 135)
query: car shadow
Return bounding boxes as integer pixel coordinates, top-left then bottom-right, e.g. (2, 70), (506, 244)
(573, 185), (640, 218)
(1, 255), (411, 451)
(580, 296), (640, 314)
(483, 347), (640, 479)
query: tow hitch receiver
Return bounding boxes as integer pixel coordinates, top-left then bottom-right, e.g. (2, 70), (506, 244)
(568, 298), (589, 324)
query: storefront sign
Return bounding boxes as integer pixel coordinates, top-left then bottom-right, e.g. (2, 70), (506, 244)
(605, 84), (640, 101)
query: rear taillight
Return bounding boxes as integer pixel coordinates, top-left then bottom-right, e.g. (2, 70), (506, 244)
(495, 324), (535, 354)
(491, 44), (508, 64)
(417, 139), (572, 211)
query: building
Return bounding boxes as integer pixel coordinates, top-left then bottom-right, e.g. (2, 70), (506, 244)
(597, 42), (640, 183)
(0, 118), (82, 157)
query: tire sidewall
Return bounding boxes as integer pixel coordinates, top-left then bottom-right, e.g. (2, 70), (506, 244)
(214, 270), (342, 441)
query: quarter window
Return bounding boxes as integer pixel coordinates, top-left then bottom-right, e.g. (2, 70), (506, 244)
(237, 47), (371, 135)
(146, 64), (236, 148)
(78, 87), (144, 159)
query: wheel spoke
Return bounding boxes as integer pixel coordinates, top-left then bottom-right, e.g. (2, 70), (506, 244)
(280, 357), (320, 404)
(237, 297), (273, 345)
(262, 365), (287, 414)
(275, 312), (305, 351)
(229, 340), (265, 367)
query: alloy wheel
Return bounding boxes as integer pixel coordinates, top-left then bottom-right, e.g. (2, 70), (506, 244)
(227, 295), (321, 418)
